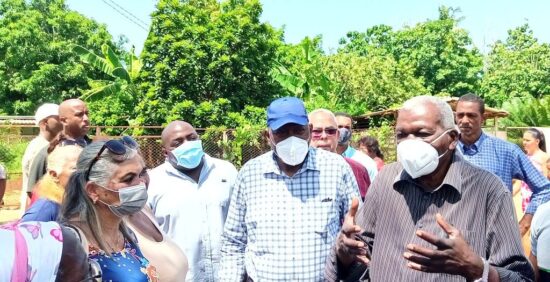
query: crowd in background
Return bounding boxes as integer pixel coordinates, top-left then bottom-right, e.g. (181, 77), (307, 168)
(0, 93), (549, 281)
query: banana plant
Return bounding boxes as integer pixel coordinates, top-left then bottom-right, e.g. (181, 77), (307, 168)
(72, 43), (142, 100)
(270, 38), (334, 102)
(501, 96), (550, 127)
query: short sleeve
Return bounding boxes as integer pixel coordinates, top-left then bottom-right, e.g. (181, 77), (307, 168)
(0, 165), (6, 179)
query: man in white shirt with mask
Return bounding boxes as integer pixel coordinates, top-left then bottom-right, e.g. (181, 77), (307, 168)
(147, 120), (238, 282)
(219, 97), (359, 281)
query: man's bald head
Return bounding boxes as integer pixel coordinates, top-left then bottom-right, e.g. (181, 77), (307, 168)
(59, 99), (89, 139)
(161, 120), (199, 153)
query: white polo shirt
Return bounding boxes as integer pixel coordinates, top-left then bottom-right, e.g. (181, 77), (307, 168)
(147, 155), (237, 282)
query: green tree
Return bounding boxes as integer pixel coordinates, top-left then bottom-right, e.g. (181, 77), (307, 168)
(271, 37), (333, 102)
(322, 52), (427, 115)
(72, 44), (141, 130)
(0, 0), (117, 115)
(480, 24), (550, 106)
(136, 0), (284, 126)
(339, 6), (483, 96)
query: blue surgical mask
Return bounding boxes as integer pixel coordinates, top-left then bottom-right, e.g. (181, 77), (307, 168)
(171, 140), (204, 169)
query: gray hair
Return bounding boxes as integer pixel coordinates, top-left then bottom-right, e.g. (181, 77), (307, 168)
(60, 141), (138, 255)
(85, 142), (138, 187)
(401, 96), (456, 130)
(308, 108), (338, 125)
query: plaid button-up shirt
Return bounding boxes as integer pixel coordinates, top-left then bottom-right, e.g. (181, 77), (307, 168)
(219, 148), (359, 281)
(458, 132), (550, 214)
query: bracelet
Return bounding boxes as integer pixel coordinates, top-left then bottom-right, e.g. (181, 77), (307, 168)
(472, 257), (489, 282)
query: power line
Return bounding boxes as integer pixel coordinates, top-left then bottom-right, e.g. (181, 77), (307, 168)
(105, 0), (149, 27)
(101, 0), (149, 31)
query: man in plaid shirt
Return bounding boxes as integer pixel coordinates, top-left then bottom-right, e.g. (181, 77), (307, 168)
(218, 97), (360, 281)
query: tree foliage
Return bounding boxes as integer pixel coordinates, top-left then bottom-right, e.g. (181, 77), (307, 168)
(271, 37), (332, 102)
(322, 52), (426, 115)
(481, 24), (550, 106)
(73, 44), (141, 130)
(339, 6), (483, 97)
(500, 96), (550, 127)
(136, 0), (283, 126)
(0, 0), (117, 115)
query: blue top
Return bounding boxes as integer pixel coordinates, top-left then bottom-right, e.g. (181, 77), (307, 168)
(90, 240), (158, 282)
(458, 132), (550, 214)
(20, 199), (59, 222)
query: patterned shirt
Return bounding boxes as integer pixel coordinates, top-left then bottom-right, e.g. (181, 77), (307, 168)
(219, 148), (359, 281)
(325, 152), (534, 281)
(458, 132), (550, 214)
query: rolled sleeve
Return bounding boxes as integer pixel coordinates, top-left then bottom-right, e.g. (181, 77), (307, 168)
(514, 149), (550, 214)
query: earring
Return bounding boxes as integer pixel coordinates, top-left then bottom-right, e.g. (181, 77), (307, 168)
(93, 198), (97, 204)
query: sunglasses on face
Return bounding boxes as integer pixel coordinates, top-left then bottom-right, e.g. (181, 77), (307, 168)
(311, 128), (338, 138)
(85, 136), (138, 180)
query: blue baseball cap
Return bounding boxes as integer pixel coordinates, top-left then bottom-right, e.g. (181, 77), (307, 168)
(267, 97), (309, 130)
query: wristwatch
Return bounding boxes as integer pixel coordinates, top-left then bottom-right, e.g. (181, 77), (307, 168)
(472, 257), (489, 282)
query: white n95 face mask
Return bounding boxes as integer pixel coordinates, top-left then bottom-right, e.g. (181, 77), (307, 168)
(397, 130), (452, 179)
(273, 136), (309, 166)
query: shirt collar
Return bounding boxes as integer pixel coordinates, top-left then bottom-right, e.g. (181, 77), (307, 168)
(459, 132), (487, 156)
(164, 154), (214, 184)
(393, 151), (464, 194)
(342, 146), (355, 158)
(263, 147), (320, 176)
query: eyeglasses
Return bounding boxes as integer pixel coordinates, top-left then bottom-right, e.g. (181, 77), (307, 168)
(78, 259), (102, 282)
(85, 136), (138, 180)
(311, 128), (338, 138)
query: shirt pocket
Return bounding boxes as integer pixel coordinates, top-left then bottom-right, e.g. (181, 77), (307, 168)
(312, 200), (340, 245)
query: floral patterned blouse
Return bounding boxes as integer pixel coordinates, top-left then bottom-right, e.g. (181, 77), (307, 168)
(89, 240), (158, 282)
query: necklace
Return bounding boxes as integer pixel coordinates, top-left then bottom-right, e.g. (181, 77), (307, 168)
(105, 233), (124, 253)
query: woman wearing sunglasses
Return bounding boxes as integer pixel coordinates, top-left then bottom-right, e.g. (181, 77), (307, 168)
(60, 138), (159, 282)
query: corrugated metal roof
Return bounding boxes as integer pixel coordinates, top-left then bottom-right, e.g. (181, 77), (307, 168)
(0, 116), (35, 125)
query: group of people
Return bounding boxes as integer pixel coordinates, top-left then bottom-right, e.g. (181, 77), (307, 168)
(0, 93), (549, 281)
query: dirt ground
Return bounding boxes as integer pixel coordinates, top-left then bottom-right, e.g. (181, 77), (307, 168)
(0, 177), (22, 224)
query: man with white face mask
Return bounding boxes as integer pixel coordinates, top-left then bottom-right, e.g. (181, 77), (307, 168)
(219, 97), (359, 281)
(147, 120), (238, 282)
(326, 96), (534, 281)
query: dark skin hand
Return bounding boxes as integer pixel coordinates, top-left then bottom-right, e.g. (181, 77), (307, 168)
(335, 197), (370, 267)
(403, 213), (493, 281)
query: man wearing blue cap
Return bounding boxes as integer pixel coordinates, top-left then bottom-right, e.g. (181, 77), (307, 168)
(218, 97), (360, 281)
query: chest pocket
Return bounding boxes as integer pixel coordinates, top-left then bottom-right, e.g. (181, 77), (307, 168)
(311, 199), (340, 245)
